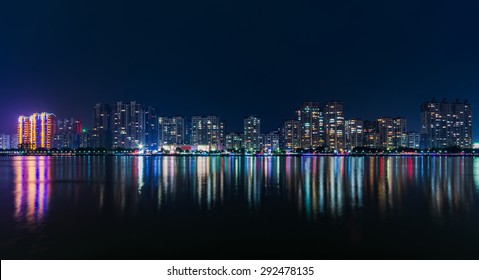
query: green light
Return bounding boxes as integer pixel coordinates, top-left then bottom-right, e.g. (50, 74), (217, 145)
(82, 129), (86, 133)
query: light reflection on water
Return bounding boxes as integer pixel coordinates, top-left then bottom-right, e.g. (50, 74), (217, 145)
(9, 156), (479, 227)
(13, 157), (51, 229)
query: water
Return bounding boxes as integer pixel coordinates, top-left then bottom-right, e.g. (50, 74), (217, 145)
(1, 156), (479, 259)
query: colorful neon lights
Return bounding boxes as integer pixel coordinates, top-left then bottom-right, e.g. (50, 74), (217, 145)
(17, 113), (56, 150)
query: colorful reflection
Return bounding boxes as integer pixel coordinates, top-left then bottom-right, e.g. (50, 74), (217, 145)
(475, 158), (479, 194)
(10, 156), (479, 224)
(13, 156), (51, 228)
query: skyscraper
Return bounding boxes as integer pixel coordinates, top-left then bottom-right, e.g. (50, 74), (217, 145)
(144, 106), (159, 150)
(17, 116), (31, 149)
(376, 117), (407, 149)
(363, 120), (379, 148)
(393, 117), (408, 148)
(421, 99), (473, 148)
(280, 120), (301, 151)
(0, 133), (11, 149)
(451, 100), (473, 148)
(53, 118), (82, 149)
(113, 101), (145, 149)
(190, 116), (225, 151)
(345, 118), (364, 149)
(324, 101), (345, 151)
(263, 130), (280, 152)
(407, 131), (421, 149)
(225, 133), (243, 150)
(296, 102), (324, 149)
(92, 103), (112, 148)
(159, 116), (187, 146)
(18, 113), (56, 150)
(243, 116), (261, 151)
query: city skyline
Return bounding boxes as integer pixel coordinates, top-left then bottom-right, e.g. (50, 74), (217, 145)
(8, 98), (474, 152)
(2, 1), (479, 139)
(0, 97), (476, 139)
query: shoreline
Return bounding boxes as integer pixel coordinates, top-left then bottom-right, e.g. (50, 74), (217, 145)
(1, 153), (478, 157)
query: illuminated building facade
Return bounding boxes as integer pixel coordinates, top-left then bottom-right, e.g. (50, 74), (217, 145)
(296, 102), (324, 149)
(144, 106), (159, 150)
(393, 118), (408, 148)
(263, 130), (280, 151)
(79, 129), (93, 148)
(280, 120), (301, 151)
(376, 117), (407, 149)
(92, 103), (112, 149)
(407, 131), (421, 149)
(17, 113), (56, 150)
(362, 120), (379, 148)
(324, 101), (345, 151)
(159, 116), (187, 146)
(0, 133), (11, 149)
(225, 133), (243, 150)
(450, 100), (473, 148)
(421, 99), (472, 148)
(190, 116), (225, 151)
(17, 116), (31, 149)
(243, 116), (261, 151)
(113, 101), (145, 149)
(53, 118), (82, 149)
(345, 118), (364, 149)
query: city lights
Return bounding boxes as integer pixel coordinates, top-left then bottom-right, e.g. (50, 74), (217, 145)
(3, 98), (475, 156)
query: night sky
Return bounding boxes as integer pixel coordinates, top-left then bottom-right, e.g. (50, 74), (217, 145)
(1, 1), (479, 139)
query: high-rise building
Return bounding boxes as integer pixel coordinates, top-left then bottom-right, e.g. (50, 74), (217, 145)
(18, 113), (56, 150)
(324, 101), (345, 151)
(451, 100), (473, 148)
(393, 117), (408, 148)
(17, 116), (31, 149)
(144, 106), (159, 150)
(53, 118), (82, 149)
(0, 133), (11, 149)
(92, 103), (112, 149)
(113, 101), (145, 149)
(280, 120), (301, 151)
(79, 129), (93, 148)
(243, 116), (261, 151)
(376, 117), (407, 149)
(407, 131), (421, 149)
(345, 118), (364, 149)
(159, 116), (187, 146)
(10, 134), (18, 149)
(363, 120), (379, 148)
(190, 116), (225, 151)
(263, 130), (280, 152)
(421, 99), (472, 148)
(296, 102), (324, 148)
(225, 133), (243, 150)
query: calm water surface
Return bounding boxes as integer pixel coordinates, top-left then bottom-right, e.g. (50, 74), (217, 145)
(1, 156), (479, 259)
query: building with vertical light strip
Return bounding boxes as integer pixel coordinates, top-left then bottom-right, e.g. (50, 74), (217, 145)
(18, 113), (56, 150)
(18, 116), (31, 149)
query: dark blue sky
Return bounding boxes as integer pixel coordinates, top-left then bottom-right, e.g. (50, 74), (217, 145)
(1, 0), (478, 139)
